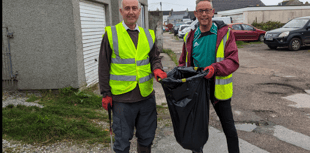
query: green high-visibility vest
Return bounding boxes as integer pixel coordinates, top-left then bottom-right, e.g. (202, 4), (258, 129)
(105, 22), (155, 97)
(184, 28), (233, 100)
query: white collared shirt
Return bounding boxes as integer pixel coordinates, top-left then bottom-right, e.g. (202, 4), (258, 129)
(122, 21), (140, 32)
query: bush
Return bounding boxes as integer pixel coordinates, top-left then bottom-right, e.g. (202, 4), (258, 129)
(252, 21), (285, 31)
(165, 23), (173, 30)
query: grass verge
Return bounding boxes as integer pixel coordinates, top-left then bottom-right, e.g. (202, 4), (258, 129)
(163, 49), (178, 65)
(174, 36), (179, 41)
(236, 41), (263, 48)
(2, 86), (112, 145)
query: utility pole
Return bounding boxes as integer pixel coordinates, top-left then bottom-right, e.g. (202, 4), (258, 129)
(160, 2), (162, 11)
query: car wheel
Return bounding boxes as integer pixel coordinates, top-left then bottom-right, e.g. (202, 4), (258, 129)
(268, 45), (277, 50)
(259, 35), (264, 42)
(288, 38), (301, 51)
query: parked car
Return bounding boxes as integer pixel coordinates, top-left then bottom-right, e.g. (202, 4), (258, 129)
(178, 24), (190, 38)
(264, 16), (310, 51)
(173, 23), (185, 36)
(178, 20), (199, 38)
(228, 23), (266, 42)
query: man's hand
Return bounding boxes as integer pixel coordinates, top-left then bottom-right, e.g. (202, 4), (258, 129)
(153, 69), (167, 82)
(204, 65), (215, 79)
(102, 96), (112, 111)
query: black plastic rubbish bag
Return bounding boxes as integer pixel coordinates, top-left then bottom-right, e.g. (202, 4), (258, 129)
(160, 66), (210, 152)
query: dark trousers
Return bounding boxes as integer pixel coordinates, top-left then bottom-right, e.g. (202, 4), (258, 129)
(213, 99), (240, 153)
(192, 99), (240, 153)
(112, 96), (157, 153)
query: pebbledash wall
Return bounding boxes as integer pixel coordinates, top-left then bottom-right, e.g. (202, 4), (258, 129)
(2, 0), (149, 90)
(217, 6), (310, 24)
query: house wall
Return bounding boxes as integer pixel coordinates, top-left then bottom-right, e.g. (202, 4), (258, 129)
(2, 0), (112, 90)
(149, 11), (163, 52)
(245, 9), (310, 24)
(111, 0), (120, 25)
(218, 6), (310, 24)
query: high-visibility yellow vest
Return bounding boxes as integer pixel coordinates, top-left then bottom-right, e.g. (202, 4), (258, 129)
(184, 28), (233, 100)
(105, 22), (155, 97)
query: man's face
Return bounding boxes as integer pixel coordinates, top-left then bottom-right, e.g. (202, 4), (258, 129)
(194, 1), (214, 27)
(120, 0), (141, 26)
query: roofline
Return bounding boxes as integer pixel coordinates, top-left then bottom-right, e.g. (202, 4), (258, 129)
(217, 5), (310, 15)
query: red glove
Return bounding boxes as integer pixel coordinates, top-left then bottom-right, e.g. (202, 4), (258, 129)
(102, 96), (112, 111)
(204, 65), (215, 79)
(153, 69), (167, 82)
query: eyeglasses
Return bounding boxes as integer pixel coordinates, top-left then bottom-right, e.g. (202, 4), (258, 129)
(196, 9), (213, 14)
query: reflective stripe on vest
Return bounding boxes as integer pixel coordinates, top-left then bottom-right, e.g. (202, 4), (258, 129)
(216, 77), (232, 85)
(110, 74), (153, 83)
(139, 74), (153, 83)
(215, 28), (233, 100)
(106, 23), (155, 97)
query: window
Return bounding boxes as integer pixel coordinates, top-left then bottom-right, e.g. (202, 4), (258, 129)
(242, 24), (254, 31)
(283, 19), (308, 28)
(232, 24), (242, 30)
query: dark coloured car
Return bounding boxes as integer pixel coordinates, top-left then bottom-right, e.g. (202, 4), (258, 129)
(264, 16), (310, 51)
(228, 23), (266, 42)
(173, 23), (185, 36)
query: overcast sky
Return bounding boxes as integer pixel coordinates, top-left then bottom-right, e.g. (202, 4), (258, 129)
(148, 0), (309, 11)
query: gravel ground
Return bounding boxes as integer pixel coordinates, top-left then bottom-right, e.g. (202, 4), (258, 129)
(2, 90), (172, 153)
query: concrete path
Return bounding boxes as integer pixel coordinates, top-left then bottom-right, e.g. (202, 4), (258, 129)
(152, 126), (269, 153)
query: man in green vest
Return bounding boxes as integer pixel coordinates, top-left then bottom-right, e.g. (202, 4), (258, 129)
(179, 0), (240, 152)
(98, 0), (167, 152)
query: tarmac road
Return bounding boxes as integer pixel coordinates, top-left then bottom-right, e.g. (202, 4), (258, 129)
(154, 32), (310, 153)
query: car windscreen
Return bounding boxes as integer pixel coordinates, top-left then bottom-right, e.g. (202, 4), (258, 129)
(180, 26), (189, 30)
(283, 19), (309, 28)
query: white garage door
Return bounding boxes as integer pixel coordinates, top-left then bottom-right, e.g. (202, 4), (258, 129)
(79, 1), (106, 87)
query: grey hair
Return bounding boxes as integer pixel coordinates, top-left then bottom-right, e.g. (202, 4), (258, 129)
(196, 0), (213, 8)
(120, 0), (141, 9)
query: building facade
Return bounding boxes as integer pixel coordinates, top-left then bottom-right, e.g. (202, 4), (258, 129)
(217, 5), (310, 24)
(2, 0), (149, 90)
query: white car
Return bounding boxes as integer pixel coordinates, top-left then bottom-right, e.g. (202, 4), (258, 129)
(178, 24), (190, 38)
(180, 17), (232, 39)
(179, 20), (199, 38)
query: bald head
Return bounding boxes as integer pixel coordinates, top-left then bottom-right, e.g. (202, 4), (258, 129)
(121, 0), (140, 9)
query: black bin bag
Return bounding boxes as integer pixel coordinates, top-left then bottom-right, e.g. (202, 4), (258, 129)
(160, 66), (210, 152)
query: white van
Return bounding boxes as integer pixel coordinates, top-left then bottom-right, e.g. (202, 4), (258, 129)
(212, 17), (232, 24)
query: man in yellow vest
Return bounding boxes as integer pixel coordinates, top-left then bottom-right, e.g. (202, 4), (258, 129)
(179, 0), (240, 153)
(98, 0), (167, 152)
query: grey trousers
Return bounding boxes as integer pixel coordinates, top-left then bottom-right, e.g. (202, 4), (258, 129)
(112, 96), (157, 153)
